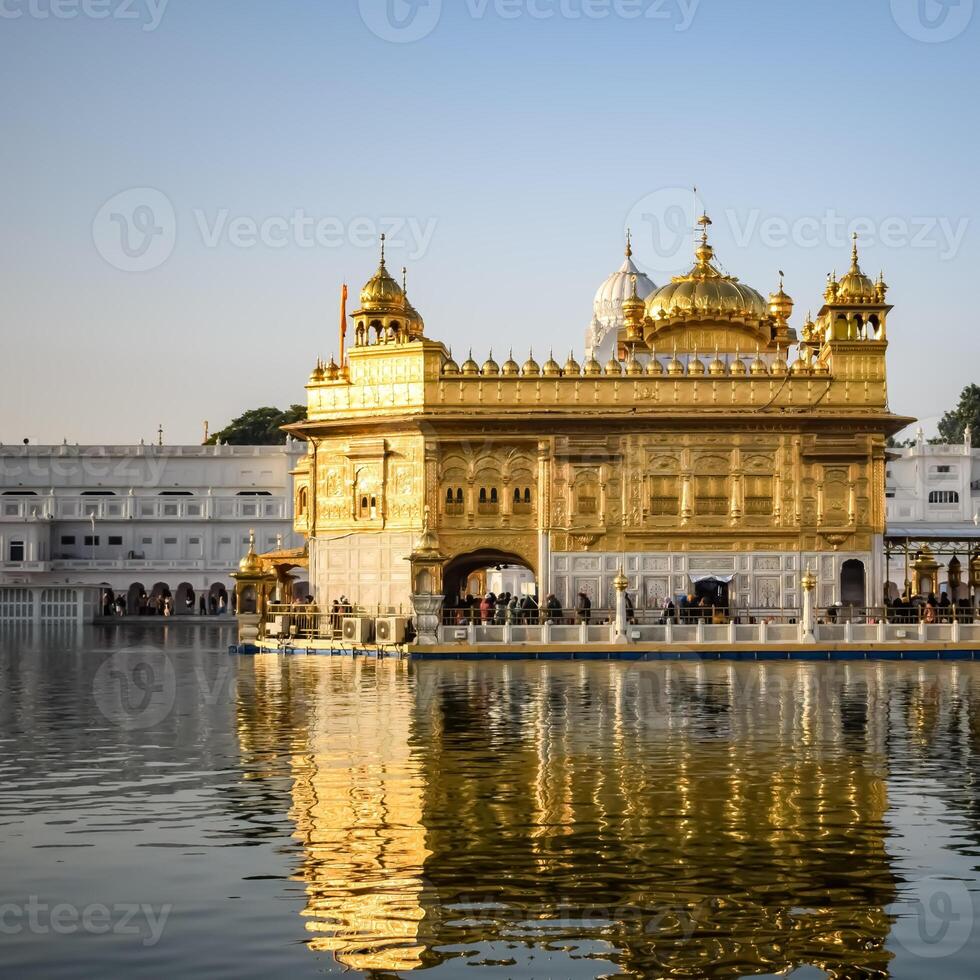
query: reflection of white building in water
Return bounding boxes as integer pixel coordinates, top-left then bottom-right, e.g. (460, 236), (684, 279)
(0, 441), (304, 620)
(885, 427), (980, 599)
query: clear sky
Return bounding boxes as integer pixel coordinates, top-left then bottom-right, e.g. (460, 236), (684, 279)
(1, 0), (977, 445)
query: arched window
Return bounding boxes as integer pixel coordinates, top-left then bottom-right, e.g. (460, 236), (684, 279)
(444, 487), (464, 516)
(478, 487), (499, 514)
(297, 488), (308, 517)
(513, 487), (533, 514)
(359, 495), (370, 519)
(928, 490), (959, 505)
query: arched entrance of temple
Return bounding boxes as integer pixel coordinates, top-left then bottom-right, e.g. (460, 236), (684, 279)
(175, 582), (195, 616)
(443, 550), (536, 605)
(840, 559), (866, 606)
(126, 582), (146, 616)
(693, 577), (731, 615)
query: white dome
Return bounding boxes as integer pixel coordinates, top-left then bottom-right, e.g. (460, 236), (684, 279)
(586, 247), (657, 358)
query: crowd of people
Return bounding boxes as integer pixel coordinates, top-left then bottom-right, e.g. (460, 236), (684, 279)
(446, 589), (640, 626)
(99, 588), (229, 617)
(883, 591), (975, 624)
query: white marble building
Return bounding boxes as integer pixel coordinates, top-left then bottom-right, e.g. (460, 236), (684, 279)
(0, 441), (305, 618)
(885, 426), (980, 596)
(584, 236), (657, 363)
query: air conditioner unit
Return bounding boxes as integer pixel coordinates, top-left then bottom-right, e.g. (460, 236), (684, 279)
(342, 617), (373, 643)
(375, 616), (409, 645)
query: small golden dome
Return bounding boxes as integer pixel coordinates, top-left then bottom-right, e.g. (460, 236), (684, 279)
(605, 355), (623, 376)
(874, 270), (889, 302)
(564, 352), (581, 376)
(730, 352), (748, 376)
(813, 357), (830, 376)
(583, 353), (603, 376)
(461, 350), (480, 376)
(522, 351), (541, 376)
(481, 351), (500, 377)
(800, 310), (818, 344)
(688, 349), (706, 376)
(768, 273), (794, 322)
(771, 346), (789, 376)
(836, 236), (877, 303)
(750, 350), (769, 376)
(442, 350), (460, 376)
(667, 350), (685, 376)
(502, 350), (521, 377)
(646, 350), (664, 375)
(325, 356), (340, 380)
(789, 344), (811, 378)
(308, 358), (325, 383)
(359, 237), (405, 311)
(542, 352), (562, 377)
(708, 350), (727, 376)
(238, 531), (262, 574)
(400, 267), (424, 338)
(626, 353), (644, 376)
(622, 274), (647, 333)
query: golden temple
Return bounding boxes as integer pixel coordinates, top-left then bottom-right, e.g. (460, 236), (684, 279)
(285, 214), (913, 631)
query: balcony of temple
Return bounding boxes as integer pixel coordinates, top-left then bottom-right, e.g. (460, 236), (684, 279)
(436, 447), (538, 531)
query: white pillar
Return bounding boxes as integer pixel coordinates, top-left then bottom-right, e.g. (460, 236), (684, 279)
(801, 567), (817, 644)
(613, 569), (628, 642)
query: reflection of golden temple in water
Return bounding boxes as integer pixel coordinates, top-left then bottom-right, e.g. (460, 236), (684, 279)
(235, 659), (927, 977)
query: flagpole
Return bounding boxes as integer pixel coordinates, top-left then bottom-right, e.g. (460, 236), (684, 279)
(339, 283), (349, 367)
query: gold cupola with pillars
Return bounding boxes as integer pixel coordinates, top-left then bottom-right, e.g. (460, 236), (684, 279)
(817, 235), (891, 345)
(350, 235), (427, 348)
(629, 213), (797, 356)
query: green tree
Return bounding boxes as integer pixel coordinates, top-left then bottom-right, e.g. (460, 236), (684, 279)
(207, 405), (307, 446)
(937, 384), (980, 444)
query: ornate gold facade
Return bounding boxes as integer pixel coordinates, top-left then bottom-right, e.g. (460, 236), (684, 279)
(288, 218), (911, 612)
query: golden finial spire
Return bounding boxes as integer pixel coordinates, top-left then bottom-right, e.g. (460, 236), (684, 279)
(402, 266), (408, 294)
(625, 227), (633, 259)
(850, 232), (860, 271)
(694, 213), (715, 270)
(379, 233), (387, 267)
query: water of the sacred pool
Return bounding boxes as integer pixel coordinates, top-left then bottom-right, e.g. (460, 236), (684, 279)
(1, 625), (978, 978)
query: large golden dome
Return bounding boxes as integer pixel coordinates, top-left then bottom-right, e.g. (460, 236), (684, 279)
(644, 217), (769, 324)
